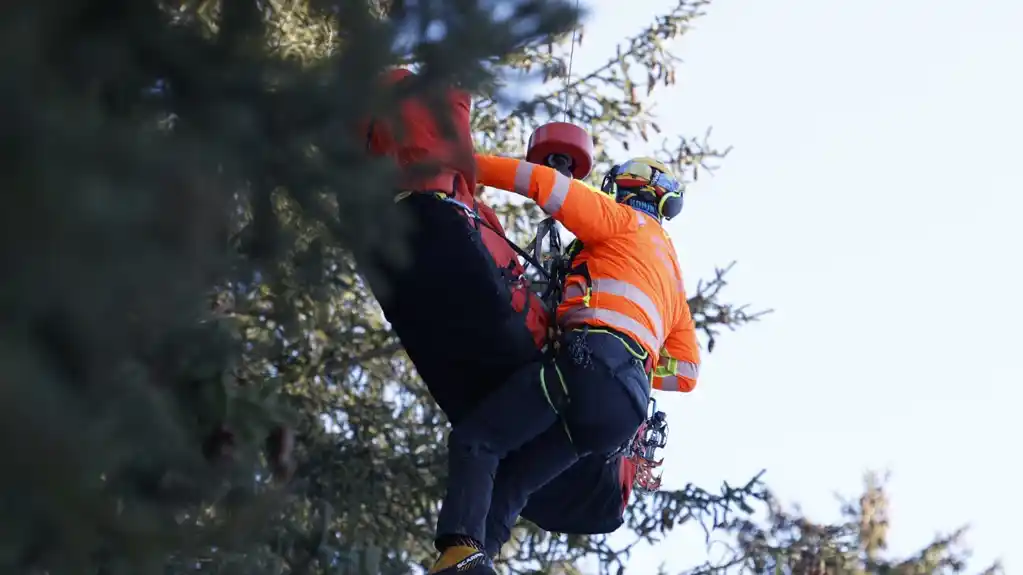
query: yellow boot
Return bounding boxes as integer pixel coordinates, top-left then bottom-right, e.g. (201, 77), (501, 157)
(427, 544), (492, 574)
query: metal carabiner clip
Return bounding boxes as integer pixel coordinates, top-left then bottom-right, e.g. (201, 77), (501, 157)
(628, 398), (670, 491)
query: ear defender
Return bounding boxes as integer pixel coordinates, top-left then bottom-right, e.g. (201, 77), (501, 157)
(657, 191), (683, 220)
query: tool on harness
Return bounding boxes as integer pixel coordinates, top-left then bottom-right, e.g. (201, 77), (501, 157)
(624, 398), (669, 491)
(525, 217), (564, 303)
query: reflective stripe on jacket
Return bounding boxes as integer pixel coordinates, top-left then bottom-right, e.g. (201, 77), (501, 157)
(474, 155), (700, 392)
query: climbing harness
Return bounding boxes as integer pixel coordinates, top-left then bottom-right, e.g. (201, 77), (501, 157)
(433, 185), (675, 492)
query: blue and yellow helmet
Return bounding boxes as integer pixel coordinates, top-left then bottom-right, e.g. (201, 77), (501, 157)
(600, 157), (684, 220)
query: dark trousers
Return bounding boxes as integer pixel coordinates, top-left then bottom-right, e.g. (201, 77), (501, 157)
(436, 329), (650, 555)
(518, 452), (629, 535)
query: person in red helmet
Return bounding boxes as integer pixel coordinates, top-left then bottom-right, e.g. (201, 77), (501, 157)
(427, 155), (700, 574)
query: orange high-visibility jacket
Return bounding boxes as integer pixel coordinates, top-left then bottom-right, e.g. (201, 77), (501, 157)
(475, 155), (700, 392)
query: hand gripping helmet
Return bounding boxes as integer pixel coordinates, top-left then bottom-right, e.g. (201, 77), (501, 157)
(599, 157), (684, 221)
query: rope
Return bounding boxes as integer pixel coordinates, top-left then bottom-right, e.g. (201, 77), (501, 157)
(562, 0), (582, 121)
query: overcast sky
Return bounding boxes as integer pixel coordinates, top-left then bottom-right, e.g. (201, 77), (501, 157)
(565, 0), (1022, 572)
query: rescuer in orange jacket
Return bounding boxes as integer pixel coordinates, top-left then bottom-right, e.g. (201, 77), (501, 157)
(429, 156), (700, 573)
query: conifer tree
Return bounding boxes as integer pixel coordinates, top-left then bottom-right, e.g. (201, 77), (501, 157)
(0, 1), (765, 573)
(713, 472), (1003, 575)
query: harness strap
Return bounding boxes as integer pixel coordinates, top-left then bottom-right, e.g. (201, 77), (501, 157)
(526, 218), (561, 301)
(539, 361), (572, 443)
(582, 327), (651, 372)
(431, 194), (552, 280)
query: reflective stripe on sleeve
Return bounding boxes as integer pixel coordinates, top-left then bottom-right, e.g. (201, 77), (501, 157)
(513, 161), (533, 196)
(655, 362), (698, 391)
(540, 172), (571, 215)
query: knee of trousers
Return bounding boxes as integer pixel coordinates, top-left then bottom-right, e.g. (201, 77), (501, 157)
(447, 426), (496, 458)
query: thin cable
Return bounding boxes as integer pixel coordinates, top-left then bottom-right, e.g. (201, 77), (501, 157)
(562, 0), (581, 121)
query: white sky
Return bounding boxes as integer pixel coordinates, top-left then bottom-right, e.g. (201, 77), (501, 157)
(565, 0), (1022, 572)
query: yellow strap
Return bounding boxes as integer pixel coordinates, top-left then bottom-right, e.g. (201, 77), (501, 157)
(539, 363), (573, 444)
(585, 328), (648, 362)
(553, 364), (572, 443)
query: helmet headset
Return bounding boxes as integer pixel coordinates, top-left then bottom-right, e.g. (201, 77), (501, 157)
(599, 157), (684, 220)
